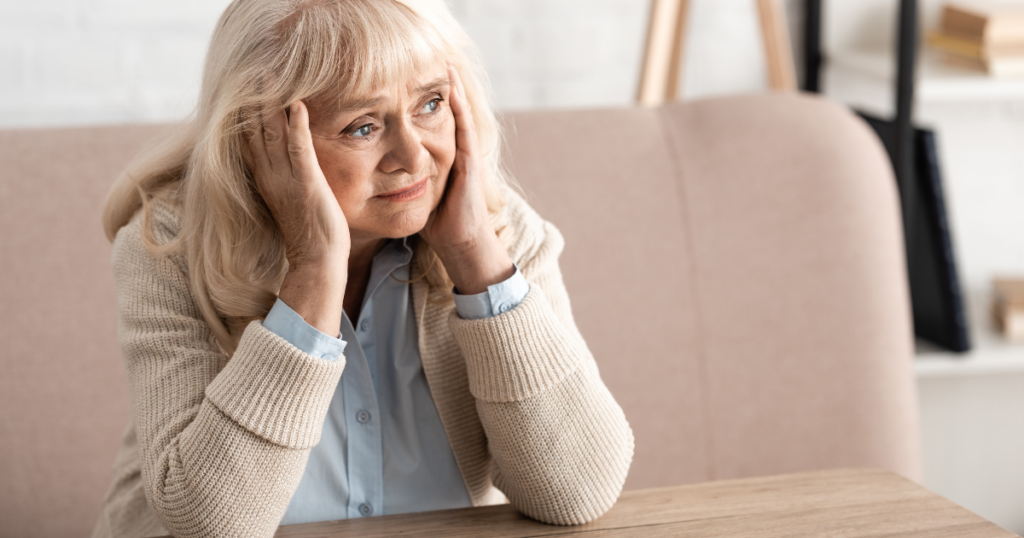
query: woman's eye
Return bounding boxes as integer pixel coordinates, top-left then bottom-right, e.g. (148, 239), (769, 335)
(349, 124), (373, 138)
(420, 98), (441, 114)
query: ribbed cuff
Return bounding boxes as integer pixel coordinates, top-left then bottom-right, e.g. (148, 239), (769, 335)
(205, 320), (346, 449)
(449, 286), (585, 403)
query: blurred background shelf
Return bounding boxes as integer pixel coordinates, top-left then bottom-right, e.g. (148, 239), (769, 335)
(823, 46), (1024, 384)
(828, 48), (1024, 108)
(915, 336), (1024, 378)
(914, 287), (1024, 378)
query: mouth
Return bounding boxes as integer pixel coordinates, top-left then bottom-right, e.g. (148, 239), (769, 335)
(375, 177), (429, 202)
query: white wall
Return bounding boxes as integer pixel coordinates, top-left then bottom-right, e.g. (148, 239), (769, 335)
(447, 0), (647, 110)
(0, 0), (794, 129)
(919, 370), (1024, 533)
(0, 0), (231, 127)
(910, 92), (1024, 538)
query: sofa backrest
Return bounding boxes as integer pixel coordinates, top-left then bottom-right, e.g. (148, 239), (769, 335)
(0, 94), (919, 537)
(503, 95), (918, 489)
(0, 124), (168, 538)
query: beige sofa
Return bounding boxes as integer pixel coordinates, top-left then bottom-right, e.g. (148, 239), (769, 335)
(0, 93), (919, 537)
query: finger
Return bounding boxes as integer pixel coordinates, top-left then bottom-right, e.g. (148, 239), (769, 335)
(249, 118), (279, 204)
(286, 101), (321, 179)
(250, 134), (283, 217)
(447, 66), (479, 157)
(263, 106), (291, 174)
(247, 113), (272, 175)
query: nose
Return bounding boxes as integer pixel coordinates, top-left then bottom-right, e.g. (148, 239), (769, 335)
(379, 119), (429, 176)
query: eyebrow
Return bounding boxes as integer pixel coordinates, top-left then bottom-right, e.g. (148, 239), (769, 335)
(415, 76), (450, 94)
(338, 96), (386, 112)
(329, 76), (451, 114)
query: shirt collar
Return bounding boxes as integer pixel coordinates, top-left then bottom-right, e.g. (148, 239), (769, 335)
(361, 236), (416, 312)
(373, 236), (414, 272)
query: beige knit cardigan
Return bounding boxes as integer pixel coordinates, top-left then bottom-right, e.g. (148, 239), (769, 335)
(91, 190), (634, 538)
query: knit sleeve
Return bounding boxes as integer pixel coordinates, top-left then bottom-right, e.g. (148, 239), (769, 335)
(112, 211), (345, 538)
(447, 203), (634, 525)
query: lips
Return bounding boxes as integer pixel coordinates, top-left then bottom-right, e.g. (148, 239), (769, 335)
(376, 177), (428, 200)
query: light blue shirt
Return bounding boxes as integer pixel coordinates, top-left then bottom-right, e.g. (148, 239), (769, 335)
(263, 237), (529, 524)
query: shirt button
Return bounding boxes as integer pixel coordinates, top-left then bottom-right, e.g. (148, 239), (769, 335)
(360, 319), (370, 331)
(356, 410), (371, 424)
(359, 503), (373, 516)
(498, 302), (513, 313)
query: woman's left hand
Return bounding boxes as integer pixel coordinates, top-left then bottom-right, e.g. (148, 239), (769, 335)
(420, 66), (514, 295)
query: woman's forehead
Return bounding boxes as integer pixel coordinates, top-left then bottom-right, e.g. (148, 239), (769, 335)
(315, 64), (450, 113)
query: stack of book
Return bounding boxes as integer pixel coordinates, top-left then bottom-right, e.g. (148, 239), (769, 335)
(994, 278), (1024, 340)
(928, 2), (1024, 77)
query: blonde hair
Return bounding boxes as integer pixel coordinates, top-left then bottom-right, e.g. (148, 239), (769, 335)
(103, 0), (510, 353)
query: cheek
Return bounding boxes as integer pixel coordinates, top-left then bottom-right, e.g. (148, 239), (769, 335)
(313, 140), (379, 211)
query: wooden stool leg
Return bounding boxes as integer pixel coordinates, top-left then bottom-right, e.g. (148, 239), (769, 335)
(637, 0), (690, 105)
(756, 0), (798, 91)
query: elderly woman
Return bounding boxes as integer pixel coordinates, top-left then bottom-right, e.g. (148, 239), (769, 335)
(92, 0), (633, 536)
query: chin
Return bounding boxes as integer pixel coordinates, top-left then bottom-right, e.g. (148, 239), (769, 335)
(381, 206), (431, 239)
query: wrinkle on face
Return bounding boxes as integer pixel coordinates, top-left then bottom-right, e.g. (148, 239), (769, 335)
(303, 61), (456, 245)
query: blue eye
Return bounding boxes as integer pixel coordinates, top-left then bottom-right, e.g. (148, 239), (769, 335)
(420, 98), (441, 114)
(350, 124), (373, 138)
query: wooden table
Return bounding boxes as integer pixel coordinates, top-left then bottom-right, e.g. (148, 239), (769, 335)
(269, 469), (1018, 537)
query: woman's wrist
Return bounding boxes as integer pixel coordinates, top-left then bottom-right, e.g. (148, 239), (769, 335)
(278, 259), (347, 336)
(436, 233), (514, 296)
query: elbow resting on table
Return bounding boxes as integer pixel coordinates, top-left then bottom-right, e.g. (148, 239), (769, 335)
(491, 400), (635, 527)
(510, 426), (635, 526)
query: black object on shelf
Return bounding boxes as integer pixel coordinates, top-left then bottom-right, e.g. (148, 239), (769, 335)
(803, 0), (971, 352)
(856, 113), (971, 352)
(802, 0), (823, 92)
(894, 0), (919, 240)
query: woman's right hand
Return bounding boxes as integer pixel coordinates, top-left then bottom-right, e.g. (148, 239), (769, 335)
(250, 101), (348, 335)
(251, 101), (349, 267)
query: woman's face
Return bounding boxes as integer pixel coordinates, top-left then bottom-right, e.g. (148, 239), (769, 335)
(306, 62), (455, 245)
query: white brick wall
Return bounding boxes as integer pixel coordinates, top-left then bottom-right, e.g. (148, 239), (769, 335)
(450, 0), (648, 109)
(0, 0), (798, 129)
(0, 0), (231, 127)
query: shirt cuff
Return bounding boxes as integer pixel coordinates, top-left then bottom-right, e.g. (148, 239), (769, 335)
(262, 298), (347, 361)
(452, 265), (531, 320)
